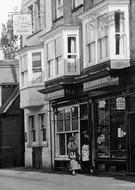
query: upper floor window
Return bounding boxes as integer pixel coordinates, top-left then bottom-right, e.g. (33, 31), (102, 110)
(20, 54), (28, 87)
(83, 9), (128, 68)
(45, 29), (80, 81)
(97, 15), (109, 60)
(47, 41), (54, 78)
(56, 0), (63, 19)
(32, 52), (42, 82)
(115, 11), (125, 55)
(86, 23), (96, 64)
(35, 0), (41, 31)
(72, 0), (84, 9)
(55, 37), (63, 75)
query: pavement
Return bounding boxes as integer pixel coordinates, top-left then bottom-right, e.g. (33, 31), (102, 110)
(0, 168), (135, 190)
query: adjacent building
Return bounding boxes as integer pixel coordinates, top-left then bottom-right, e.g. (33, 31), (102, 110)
(19, 0), (135, 174)
(0, 60), (24, 168)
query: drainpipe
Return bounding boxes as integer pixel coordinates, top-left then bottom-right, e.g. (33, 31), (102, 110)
(49, 102), (53, 170)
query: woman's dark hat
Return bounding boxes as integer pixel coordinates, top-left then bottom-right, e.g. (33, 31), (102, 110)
(69, 136), (75, 142)
(82, 130), (88, 135)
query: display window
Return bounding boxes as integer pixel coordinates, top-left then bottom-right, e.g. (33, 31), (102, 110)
(96, 97), (127, 159)
(55, 106), (79, 157)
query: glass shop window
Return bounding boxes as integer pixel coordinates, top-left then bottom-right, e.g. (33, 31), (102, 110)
(56, 106), (79, 156)
(96, 98), (127, 159)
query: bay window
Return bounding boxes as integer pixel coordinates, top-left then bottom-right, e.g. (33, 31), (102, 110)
(96, 98), (127, 159)
(56, 106), (79, 156)
(84, 9), (128, 68)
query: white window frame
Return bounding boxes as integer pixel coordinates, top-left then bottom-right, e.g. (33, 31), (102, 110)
(32, 51), (42, 82)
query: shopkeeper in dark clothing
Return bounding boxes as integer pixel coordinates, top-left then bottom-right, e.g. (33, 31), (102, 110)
(81, 130), (90, 172)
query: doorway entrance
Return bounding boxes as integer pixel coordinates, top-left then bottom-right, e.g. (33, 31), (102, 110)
(32, 147), (42, 169)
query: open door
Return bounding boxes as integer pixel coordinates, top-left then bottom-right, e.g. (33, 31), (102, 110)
(128, 113), (135, 173)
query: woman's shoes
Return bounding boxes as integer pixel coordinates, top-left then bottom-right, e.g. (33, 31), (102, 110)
(72, 170), (76, 175)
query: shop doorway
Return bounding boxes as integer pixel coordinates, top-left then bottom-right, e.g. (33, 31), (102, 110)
(128, 113), (135, 173)
(80, 120), (90, 172)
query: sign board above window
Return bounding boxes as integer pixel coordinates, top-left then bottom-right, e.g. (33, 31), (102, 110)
(13, 14), (32, 35)
(83, 76), (119, 91)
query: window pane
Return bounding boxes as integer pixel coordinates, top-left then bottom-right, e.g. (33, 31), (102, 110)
(72, 118), (78, 130)
(72, 107), (78, 118)
(59, 134), (65, 155)
(32, 52), (41, 68)
(87, 42), (95, 63)
(68, 37), (76, 54)
(110, 98), (126, 158)
(80, 104), (88, 118)
(96, 100), (110, 158)
(56, 37), (62, 57)
(42, 128), (46, 142)
(116, 34), (120, 55)
(115, 12), (120, 33)
(32, 130), (36, 142)
(57, 120), (63, 132)
(56, 56), (63, 75)
(65, 119), (70, 131)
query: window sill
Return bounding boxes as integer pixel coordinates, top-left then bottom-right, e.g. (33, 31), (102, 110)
(72, 4), (84, 12)
(27, 142), (48, 148)
(27, 29), (42, 39)
(53, 16), (63, 23)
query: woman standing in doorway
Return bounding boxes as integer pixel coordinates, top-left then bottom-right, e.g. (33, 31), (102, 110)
(67, 136), (81, 175)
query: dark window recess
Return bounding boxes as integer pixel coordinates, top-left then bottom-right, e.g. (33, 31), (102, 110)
(80, 104), (88, 118)
(59, 134), (65, 155)
(116, 34), (120, 55)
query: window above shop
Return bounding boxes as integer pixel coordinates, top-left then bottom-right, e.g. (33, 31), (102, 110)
(82, 2), (130, 69)
(45, 28), (80, 81)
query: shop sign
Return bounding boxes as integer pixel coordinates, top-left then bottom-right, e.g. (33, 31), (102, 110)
(83, 76), (119, 91)
(116, 97), (126, 110)
(44, 89), (65, 100)
(13, 14), (32, 35)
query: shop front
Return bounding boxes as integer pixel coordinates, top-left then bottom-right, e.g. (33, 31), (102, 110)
(41, 66), (135, 174)
(81, 66), (135, 174)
